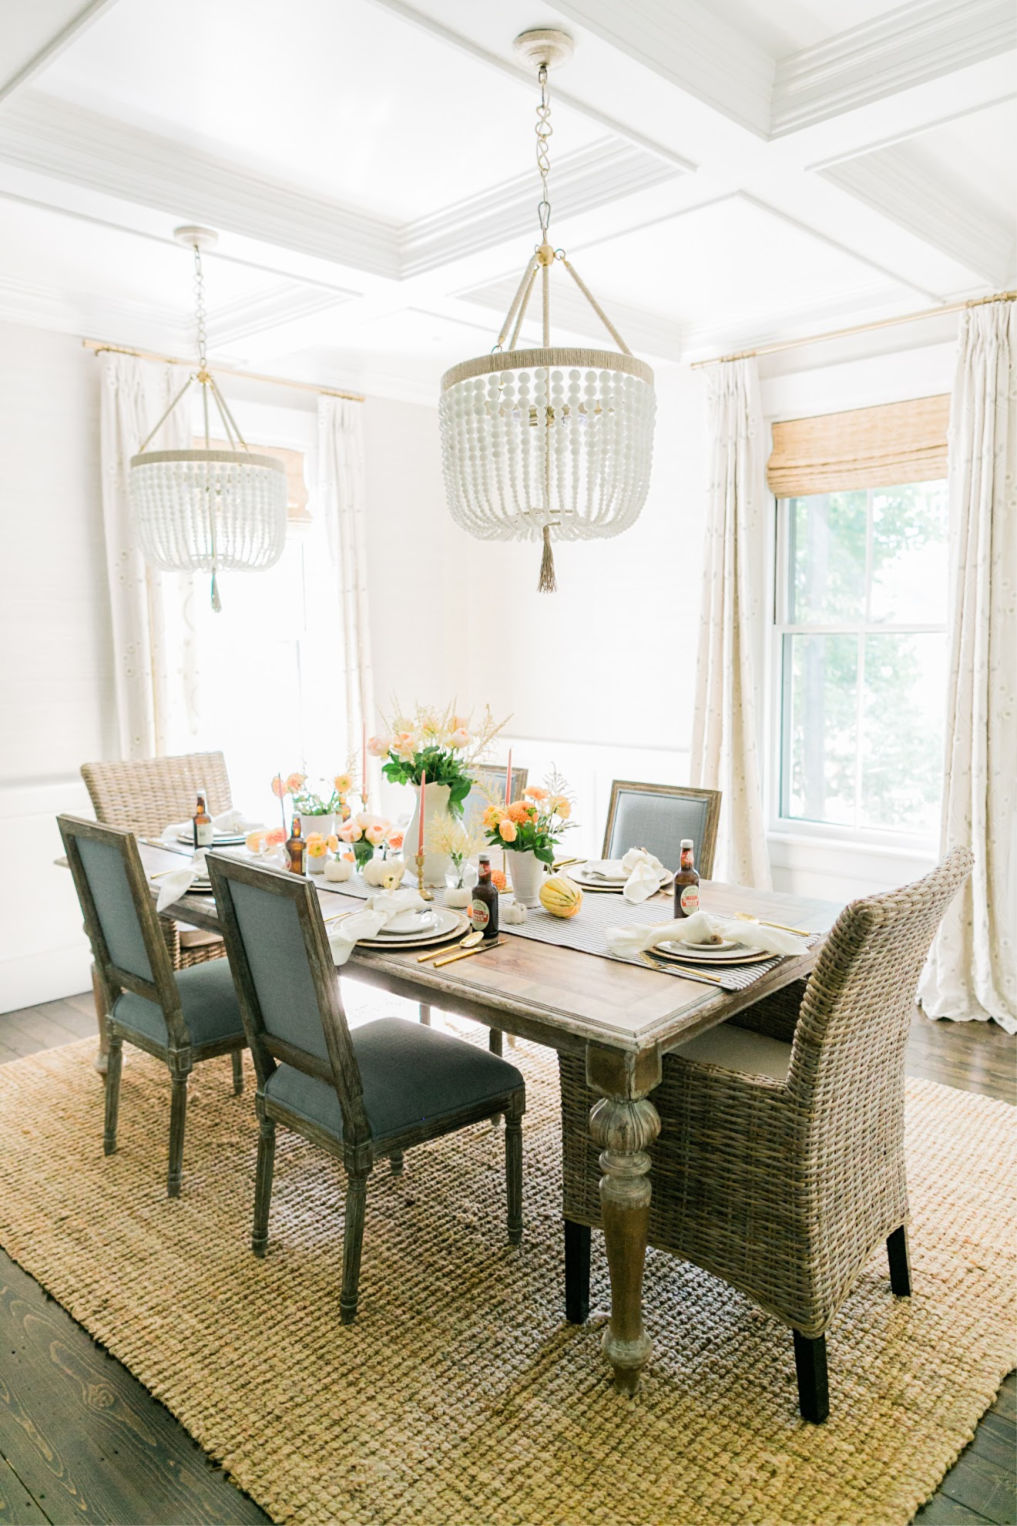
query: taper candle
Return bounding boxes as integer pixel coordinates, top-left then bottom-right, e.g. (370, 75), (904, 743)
(505, 749), (512, 805)
(418, 768), (426, 854)
(361, 723), (367, 807)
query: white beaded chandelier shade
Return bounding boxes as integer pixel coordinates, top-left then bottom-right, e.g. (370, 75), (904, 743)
(439, 30), (656, 591)
(129, 227), (287, 611)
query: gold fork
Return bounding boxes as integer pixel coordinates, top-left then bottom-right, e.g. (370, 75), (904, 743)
(639, 950), (726, 985)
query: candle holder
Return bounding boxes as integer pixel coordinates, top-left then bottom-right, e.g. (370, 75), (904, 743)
(414, 851), (434, 901)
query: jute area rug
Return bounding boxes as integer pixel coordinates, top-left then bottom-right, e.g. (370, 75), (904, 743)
(0, 1037), (1013, 1526)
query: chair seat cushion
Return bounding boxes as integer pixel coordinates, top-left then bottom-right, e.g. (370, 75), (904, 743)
(674, 1023), (791, 1081)
(264, 1017), (525, 1144)
(113, 958), (245, 1049)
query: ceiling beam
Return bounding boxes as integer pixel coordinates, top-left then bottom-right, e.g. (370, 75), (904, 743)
(0, 0), (118, 105)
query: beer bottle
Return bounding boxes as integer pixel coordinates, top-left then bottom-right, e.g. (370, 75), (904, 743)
(192, 790), (213, 849)
(673, 838), (700, 918)
(471, 854), (499, 941)
(286, 816), (306, 875)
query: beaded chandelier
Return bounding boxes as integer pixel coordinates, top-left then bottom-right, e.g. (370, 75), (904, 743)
(439, 30), (656, 592)
(129, 227), (287, 611)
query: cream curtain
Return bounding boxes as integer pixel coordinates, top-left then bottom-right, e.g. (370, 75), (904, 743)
(919, 300), (1017, 1034)
(316, 398), (379, 802)
(98, 352), (197, 759)
(689, 357), (772, 889)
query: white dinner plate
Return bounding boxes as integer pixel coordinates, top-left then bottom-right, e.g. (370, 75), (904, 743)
(176, 832), (248, 847)
(654, 939), (773, 965)
(378, 909), (438, 936)
(331, 905), (469, 951)
(571, 862), (672, 892)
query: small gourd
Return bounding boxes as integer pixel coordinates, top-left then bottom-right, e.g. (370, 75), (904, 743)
(503, 899), (528, 925)
(323, 856), (354, 883)
(539, 875), (583, 918)
(363, 855), (405, 889)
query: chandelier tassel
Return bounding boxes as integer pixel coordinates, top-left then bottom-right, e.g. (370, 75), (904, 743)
(538, 526), (557, 593)
(210, 566), (222, 613)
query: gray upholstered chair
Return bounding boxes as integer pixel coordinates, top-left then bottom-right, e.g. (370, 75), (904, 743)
(559, 848), (973, 1422)
(207, 853), (525, 1324)
(601, 780), (721, 875)
(58, 815), (248, 1197)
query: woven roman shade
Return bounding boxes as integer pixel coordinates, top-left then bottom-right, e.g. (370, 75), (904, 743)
(767, 394), (949, 496)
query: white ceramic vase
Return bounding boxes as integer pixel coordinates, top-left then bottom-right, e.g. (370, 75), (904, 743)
(508, 849), (545, 908)
(299, 812), (334, 841)
(404, 781), (453, 886)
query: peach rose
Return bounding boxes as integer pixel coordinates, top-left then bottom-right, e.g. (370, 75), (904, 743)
(338, 821), (363, 843)
(448, 727), (470, 749)
(553, 798), (572, 819)
(265, 827), (286, 847)
(285, 772), (305, 793)
(499, 819), (518, 843)
(326, 834), (339, 852)
(387, 831), (404, 851)
(393, 730), (416, 763)
(367, 734), (392, 758)
(245, 830), (266, 854)
(365, 823), (386, 846)
(525, 785), (548, 801)
(270, 774), (286, 799)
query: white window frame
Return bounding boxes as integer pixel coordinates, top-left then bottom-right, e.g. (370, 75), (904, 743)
(767, 484), (947, 854)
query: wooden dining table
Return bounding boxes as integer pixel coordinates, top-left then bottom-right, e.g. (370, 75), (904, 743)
(139, 838), (841, 1394)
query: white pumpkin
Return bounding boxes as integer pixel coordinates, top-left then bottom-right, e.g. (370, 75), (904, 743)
(323, 857), (354, 883)
(502, 899), (528, 924)
(363, 855), (406, 890)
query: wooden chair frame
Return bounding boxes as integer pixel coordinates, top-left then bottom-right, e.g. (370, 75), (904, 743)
(601, 780), (722, 877)
(58, 815), (245, 1197)
(207, 852), (524, 1323)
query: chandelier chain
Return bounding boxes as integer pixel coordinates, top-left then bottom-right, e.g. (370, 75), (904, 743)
(192, 241), (209, 373)
(535, 63), (553, 235)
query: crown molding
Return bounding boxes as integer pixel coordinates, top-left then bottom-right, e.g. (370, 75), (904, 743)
(549, 0), (774, 137)
(821, 145), (1016, 286)
(0, 0), (118, 105)
(455, 274), (685, 362)
(0, 269), (189, 347)
(772, 0), (1017, 137)
(0, 92), (402, 278)
(209, 284), (354, 348)
(401, 138), (683, 277)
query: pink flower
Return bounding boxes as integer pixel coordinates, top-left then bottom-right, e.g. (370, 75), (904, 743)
(338, 821), (363, 843)
(270, 774), (286, 799)
(388, 831), (404, 851)
(367, 734), (392, 758)
(264, 827), (286, 847)
(285, 772), (306, 793)
(448, 727), (470, 749)
(365, 823), (386, 846)
(393, 730), (416, 763)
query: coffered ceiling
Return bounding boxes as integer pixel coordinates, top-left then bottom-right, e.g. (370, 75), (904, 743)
(0, 0), (1012, 402)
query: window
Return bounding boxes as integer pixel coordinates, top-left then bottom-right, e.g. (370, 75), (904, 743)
(773, 479), (948, 838)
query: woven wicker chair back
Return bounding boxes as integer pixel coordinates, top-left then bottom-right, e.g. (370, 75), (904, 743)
(81, 752), (233, 839)
(787, 847), (975, 1112)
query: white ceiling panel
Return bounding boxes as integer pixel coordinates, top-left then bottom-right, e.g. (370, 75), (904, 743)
(906, 96), (1017, 221)
(40, 0), (606, 220)
(557, 195), (909, 335)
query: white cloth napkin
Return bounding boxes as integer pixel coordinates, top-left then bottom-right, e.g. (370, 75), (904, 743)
(154, 850), (209, 913)
(606, 910), (810, 960)
(160, 808), (260, 846)
(328, 888), (430, 966)
(619, 847), (667, 904)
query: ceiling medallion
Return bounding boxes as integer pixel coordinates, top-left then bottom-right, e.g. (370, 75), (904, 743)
(129, 226), (287, 611)
(439, 29), (656, 592)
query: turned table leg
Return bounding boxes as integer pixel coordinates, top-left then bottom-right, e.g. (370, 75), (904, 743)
(586, 1043), (662, 1394)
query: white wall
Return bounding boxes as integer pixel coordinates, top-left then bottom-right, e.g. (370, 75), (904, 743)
(0, 322), (113, 1011)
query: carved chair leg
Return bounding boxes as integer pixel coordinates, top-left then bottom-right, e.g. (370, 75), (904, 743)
(252, 1113), (276, 1258)
(564, 1219), (591, 1324)
(103, 1034), (123, 1155)
(793, 1330), (829, 1424)
(389, 1150), (404, 1175)
(887, 1224), (911, 1296)
(92, 964), (110, 1077)
(340, 1169), (371, 1324)
(419, 1003), (432, 1026)
(231, 1050), (244, 1096)
(167, 1062), (191, 1199)
(505, 1108), (523, 1244)
(488, 1029), (503, 1056)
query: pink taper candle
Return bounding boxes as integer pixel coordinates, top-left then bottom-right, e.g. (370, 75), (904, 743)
(361, 722), (367, 804)
(418, 768), (426, 853)
(505, 749), (512, 806)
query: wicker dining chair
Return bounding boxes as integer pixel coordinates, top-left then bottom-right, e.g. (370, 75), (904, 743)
(80, 751), (234, 972)
(58, 815), (248, 1197)
(558, 848), (973, 1422)
(601, 780), (721, 875)
(207, 852), (525, 1324)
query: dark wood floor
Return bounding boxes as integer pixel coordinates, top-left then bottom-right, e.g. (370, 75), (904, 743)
(0, 992), (1013, 1526)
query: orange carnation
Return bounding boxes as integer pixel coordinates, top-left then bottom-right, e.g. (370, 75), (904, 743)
(507, 800), (530, 823)
(525, 785), (548, 801)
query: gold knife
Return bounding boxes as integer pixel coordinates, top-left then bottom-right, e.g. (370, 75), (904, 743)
(640, 950), (726, 985)
(433, 938), (503, 969)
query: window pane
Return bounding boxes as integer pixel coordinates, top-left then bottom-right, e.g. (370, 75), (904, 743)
(782, 633), (858, 826)
(861, 633), (946, 832)
(787, 491), (867, 624)
(870, 480), (948, 624)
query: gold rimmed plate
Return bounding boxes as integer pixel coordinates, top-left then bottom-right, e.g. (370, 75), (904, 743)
(571, 861), (672, 893)
(652, 939), (774, 966)
(330, 907), (470, 951)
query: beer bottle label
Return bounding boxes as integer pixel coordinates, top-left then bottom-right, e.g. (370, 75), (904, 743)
(195, 821), (214, 847)
(471, 899), (490, 929)
(679, 884), (700, 915)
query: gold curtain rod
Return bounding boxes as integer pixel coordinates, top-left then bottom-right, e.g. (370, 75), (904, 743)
(81, 337), (364, 402)
(690, 289), (1016, 369)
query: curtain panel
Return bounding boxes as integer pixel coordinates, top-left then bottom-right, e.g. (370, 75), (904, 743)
(919, 300), (1017, 1033)
(689, 357), (772, 890)
(98, 352), (198, 759)
(316, 398), (379, 803)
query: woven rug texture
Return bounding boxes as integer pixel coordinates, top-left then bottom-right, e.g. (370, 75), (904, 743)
(0, 1037), (1013, 1526)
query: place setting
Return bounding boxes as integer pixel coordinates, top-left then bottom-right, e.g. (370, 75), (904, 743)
(568, 849), (672, 900)
(604, 909), (814, 989)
